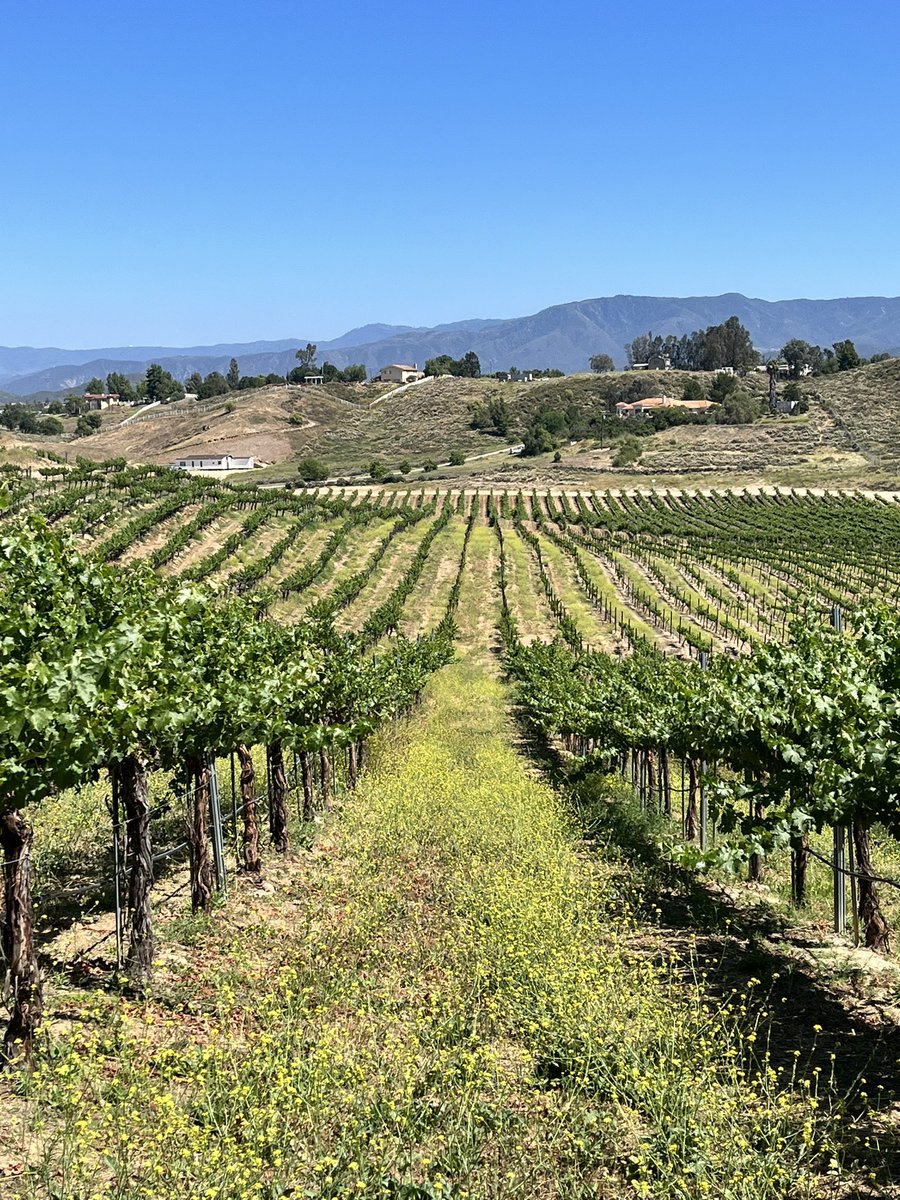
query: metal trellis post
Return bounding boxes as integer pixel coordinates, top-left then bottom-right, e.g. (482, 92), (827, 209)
(207, 754), (228, 897)
(831, 604), (847, 934)
(699, 651), (709, 850)
(111, 765), (124, 970)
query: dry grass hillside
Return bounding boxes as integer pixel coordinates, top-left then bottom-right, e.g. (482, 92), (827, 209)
(3, 361), (897, 487)
(812, 357), (900, 465)
(636, 408), (855, 473)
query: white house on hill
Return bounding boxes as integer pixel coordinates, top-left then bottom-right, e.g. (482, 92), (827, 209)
(83, 393), (121, 410)
(172, 454), (256, 471)
(379, 363), (425, 384)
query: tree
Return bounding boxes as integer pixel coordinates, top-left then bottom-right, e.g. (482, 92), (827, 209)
(833, 339), (861, 371)
(75, 412), (103, 437)
(521, 423), (558, 457)
(18, 411), (41, 435)
(489, 396), (510, 436)
(37, 417), (64, 436)
(84, 376), (105, 395)
(227, 358), (240, 390)
(682, 378), (706, 401)
(780, 340), (819, 379)
(424, 354), (457, 377)
(457, 351), (481, 378)
(590, 354), (615, 374)
(142, 363), (185, 404)
(626, 334), (653, 366)
(398, 459), (412, 475)
(65, 395), (85, 416)
(704, 316), (759, 373)
(106, 372), (136, 405)
(712, 389), (764, 425)
(342, 363), (367, 383)
(469, 395), (510, 437)
(369, 460), (388, 481)
(425, 351), (480, 377)
(709, 372), (739, 403)
(295, 343), (317, 369)
(196, 372), (229, 400)
(297, 457), (328, 482)
(46, 399), (65, 415)
(628, 317), (757, 373)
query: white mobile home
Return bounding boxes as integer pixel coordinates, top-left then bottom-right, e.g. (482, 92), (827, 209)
(172, 454), (256, 471)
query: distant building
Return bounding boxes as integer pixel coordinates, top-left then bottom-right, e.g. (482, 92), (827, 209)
(629, 356), (672, 370)
(83, 393), (121, 410)
(759, 360), (812, 379)
(379, 363), (425, 384)
(172, 454), (256, 471)
(615, 396), (715, 419)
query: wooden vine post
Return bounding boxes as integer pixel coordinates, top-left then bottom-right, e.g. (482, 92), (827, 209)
(267, 742), (289, 852)
(186, 754), (214, 913)
(852, 821), (890, 952)
(236, 743), (262, 876)
(119, 755), (155, 988)
(0, 812), (41, 1067)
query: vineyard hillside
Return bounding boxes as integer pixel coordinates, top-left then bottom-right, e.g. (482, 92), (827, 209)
(4, 467), (900, 1195)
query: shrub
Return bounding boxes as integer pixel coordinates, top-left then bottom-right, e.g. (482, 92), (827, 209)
(448, 450), (465, 466)
(74, 413), (103, 438)
(422, 459), (438, 472)
(682, 377), (706, 401)
(297, 457), (328, 482)
(709, 372), (739, 403)
(612, 436), (642, 467)
(712, 389), (765, 425)
(522, 424), (558, 456)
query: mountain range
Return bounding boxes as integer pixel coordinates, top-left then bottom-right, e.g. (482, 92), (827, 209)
(2, 293), (899, 397)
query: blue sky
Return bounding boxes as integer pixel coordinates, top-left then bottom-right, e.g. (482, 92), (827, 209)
(2, 0), (899, 346)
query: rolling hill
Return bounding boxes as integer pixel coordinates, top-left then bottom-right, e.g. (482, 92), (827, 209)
(5, 358), (895, 492)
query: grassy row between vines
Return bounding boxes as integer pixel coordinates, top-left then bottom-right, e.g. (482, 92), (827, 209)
(3, 659), (864, 1199)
